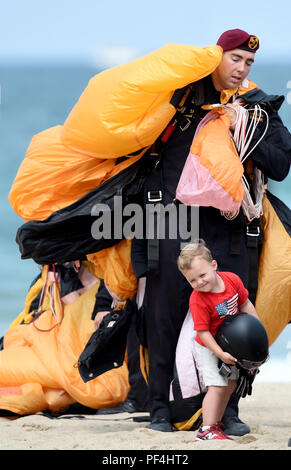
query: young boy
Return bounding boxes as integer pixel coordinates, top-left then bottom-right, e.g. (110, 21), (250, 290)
(177, 239), (259, 441)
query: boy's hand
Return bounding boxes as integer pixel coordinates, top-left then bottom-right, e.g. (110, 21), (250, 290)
(219, 351), (237, 365)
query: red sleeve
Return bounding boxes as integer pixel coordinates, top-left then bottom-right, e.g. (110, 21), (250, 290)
(189, 292), (210, 331)
(228, 272), (249, 306)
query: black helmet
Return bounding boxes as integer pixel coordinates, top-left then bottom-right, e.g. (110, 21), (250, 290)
(215, 313), (269, 370)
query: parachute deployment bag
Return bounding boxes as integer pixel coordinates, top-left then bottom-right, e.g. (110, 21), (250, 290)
(77, 299), (135, 382)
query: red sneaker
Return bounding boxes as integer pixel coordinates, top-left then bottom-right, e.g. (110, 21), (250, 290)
(216, 422), (233, 440)
(195, 424), (233, 441)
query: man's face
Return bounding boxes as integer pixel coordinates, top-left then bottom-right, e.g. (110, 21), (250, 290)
(211, 48), (255, 91)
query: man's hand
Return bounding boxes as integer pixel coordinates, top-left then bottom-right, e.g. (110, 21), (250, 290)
(94, 310), (110, 330)
(224, 103), (239, 130)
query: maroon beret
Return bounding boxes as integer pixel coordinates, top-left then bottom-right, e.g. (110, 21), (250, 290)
(217, 28), (259, 52)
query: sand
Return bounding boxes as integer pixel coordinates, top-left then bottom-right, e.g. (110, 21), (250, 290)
(1, 382), (291, 453)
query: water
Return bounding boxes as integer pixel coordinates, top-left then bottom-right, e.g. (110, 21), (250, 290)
(0, 65), (99, 334)
(0, 63), (291, 379)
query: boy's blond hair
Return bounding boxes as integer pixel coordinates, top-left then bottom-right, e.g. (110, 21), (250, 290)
(177, 239), (213, 272)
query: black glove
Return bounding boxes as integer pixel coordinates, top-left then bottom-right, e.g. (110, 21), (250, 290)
(235, 367), (259, 398)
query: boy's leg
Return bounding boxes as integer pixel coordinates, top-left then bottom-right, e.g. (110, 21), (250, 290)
(202, 380), (237, 426)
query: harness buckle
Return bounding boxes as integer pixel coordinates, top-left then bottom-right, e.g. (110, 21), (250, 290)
(246, 226), (260, 237)
(179, 117), (191, 132)
(246, 225), (260, 249)
(147, 190), (162, 203)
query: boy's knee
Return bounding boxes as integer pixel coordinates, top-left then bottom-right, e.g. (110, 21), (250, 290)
(228, 379), (237, 393)
(208, 385), (228, 395)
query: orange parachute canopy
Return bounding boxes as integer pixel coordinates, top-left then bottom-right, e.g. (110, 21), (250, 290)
(191, 113), (244, 204)
(0, 265), (129, 415)
(62, 43), (223, 158)
(8, 125), (142, 223)
(255, 194), (291, 346)
(86, 239), (138, 301)
(176, 112), (244, 211)
(9, 44), (222, 223)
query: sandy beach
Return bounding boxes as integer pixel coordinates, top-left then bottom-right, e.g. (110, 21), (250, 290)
(1, 382), (291, 453)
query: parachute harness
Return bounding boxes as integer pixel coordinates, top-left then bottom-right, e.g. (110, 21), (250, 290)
(220, 102), (269, 221)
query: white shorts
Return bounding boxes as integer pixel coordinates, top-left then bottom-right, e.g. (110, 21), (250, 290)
(194, 341), (239, 387)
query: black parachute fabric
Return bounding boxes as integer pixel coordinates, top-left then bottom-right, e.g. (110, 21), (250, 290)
(241, 89), (284, 110)
(16, 154), (156, 265)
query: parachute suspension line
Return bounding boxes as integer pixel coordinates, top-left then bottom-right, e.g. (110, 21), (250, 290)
(33, 264), (64, 332)
(236, 105), (269, 164)
(38, 265), (49, 314)
(220, 103), (269, 221)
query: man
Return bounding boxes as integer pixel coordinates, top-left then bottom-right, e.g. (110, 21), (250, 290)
(132, 29), (291, 434)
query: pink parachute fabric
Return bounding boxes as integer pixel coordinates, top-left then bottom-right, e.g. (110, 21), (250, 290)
(175, 111), (244, 212)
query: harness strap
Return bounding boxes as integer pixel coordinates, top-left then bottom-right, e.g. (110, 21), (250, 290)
(246, 217), (261, 304)
(144, 85), (193, 273)
(145, 159), (163, 273)
(229, 226), (242, 256)
(229, 214), (260, 302)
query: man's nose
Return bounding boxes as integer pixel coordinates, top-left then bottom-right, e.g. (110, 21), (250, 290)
(236, 61), (246, 74)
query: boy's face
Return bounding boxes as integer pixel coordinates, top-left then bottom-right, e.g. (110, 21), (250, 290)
(182, 256), (219, 293)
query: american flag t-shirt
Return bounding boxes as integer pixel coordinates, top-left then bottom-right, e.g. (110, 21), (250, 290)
(215, 293), (239, 317)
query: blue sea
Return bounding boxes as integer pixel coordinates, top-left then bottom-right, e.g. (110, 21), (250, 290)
(0, 62), (291, 382)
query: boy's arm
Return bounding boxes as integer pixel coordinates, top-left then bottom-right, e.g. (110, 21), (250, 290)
(198, 330), (237, 365)
(239, 298), (260, 319)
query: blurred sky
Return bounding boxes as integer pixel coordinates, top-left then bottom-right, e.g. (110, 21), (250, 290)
(1, 0), (291, 66)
